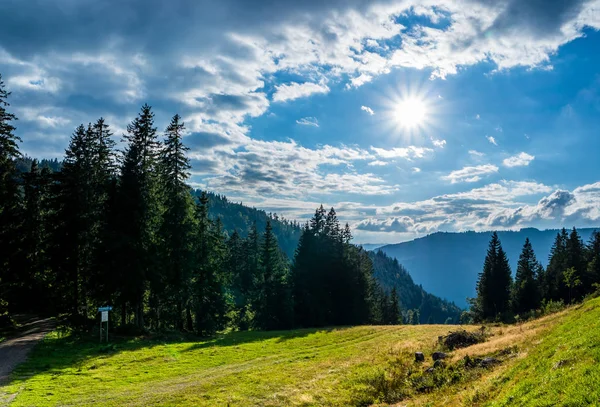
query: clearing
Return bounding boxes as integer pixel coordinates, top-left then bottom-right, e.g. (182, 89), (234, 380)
(2, 297), (599, 406)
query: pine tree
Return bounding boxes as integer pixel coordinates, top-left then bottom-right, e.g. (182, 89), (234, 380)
(512, 238), (541, 315)
(389, 287), (401, 325)
(474, 232), (513, 321)
(192, 193), (226, 335)
(545, 229), (568, 301)
(227, 230), (250, 329)
(310, 205), (326, 235)
(118, 104), (162, 328)
(565, 228), (587, 300)
(0, 74), (21, 320)
(17, 161), (54, 307)
(587, 232), (600, 289)
(254, 220), (292, 330)
(158, 114), (195, 329)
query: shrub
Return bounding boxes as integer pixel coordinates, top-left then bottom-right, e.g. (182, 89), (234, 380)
(439, 329), (486, 350)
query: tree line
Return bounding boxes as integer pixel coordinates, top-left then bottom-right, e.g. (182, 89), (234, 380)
(0, 74), (405, 333)
(469, 229), (600, 322)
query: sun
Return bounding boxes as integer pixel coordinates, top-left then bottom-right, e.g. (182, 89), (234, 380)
(395, 97), (427, 129)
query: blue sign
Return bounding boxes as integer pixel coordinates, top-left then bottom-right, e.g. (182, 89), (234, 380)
(98, 306), (113, 312)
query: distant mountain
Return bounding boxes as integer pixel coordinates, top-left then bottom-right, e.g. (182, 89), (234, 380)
(369, 250), (462, 324)
(377, 228), (600, 307)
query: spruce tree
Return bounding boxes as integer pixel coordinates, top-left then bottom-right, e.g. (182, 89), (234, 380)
(565, 228), (587, 300)
(158, 114), (195, 329)
(587, 232), (600, 289)
(118, 104), (162, 328)
(255, 220), (292, 330)
(0, 74), (21, 319)
(475, 232), (513, 321)
(512, 238), (541, 315)
(192, 193), (226, 335)
(389, 287), (401, 325)
(545, 229), (569, 301)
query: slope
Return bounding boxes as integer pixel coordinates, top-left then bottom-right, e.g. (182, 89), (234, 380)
(4, 297), (599, 406)
(378, 228), (599, 307)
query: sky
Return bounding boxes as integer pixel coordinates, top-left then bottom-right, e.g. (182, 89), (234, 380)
(1, 0), (600, 243)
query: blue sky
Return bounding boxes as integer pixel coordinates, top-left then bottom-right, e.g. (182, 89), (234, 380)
(2, 0), (600, 243)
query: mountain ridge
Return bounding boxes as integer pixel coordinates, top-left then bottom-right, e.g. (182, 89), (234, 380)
(377, 227), (600, 307)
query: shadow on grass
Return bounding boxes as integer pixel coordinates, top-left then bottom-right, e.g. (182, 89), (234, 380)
(5, 325), (349, 387)
(180, 326), (345, 352)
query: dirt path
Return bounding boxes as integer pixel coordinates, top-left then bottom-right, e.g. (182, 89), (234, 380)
(0, 316), (55, 385)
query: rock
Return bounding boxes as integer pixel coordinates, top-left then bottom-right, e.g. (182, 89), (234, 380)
(415, 352), (425, 362)
(425, 367), (435, 374)
(432, 352), (447, 361)
(481, 357), (500, 368)
(433, 360), (445, 369)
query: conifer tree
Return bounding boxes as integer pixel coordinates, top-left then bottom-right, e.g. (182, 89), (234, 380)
(0, 75), (21, 318)
(475, 232), (513, 321)
(512, 238), (541, 315)
(117, 104), (162, 328)
(388, 287), (401, 325)
(158, 114), (195, 329)
(226, 230), (250, 329)
(545, 229), (569, 301)
(565, 228), (587, 300)
(587, 232), (600, 289)
(192, 193), (227, 335)
(254, 220), (292, 330)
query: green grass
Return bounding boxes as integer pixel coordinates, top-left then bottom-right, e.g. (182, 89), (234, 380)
(3, 298), (600, 406)
(483, 297), (600, 406)
(3, 324), (454, 406)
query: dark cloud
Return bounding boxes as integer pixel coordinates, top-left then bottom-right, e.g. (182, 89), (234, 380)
(486, 0), (589, 37)
(186, 132), (233, 150)
(537, 190), (576, 218)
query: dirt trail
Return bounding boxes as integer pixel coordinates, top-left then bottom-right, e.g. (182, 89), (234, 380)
(0, 316), (55, 385)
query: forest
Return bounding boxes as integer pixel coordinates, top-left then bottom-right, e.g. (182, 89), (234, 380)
(0, 74), (460, 335)
(467, 229), (600, 322)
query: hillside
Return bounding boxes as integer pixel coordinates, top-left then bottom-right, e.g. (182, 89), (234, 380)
(378, 228), (600, 307)
(3, 297), (598, 406)
(195, 190), (302, 259)
(369, 250), (462, 324)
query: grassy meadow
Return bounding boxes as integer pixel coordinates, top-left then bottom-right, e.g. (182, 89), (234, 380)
(3, 297), (600, 406)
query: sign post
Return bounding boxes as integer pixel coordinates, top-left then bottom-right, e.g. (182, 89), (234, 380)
(98, 306), (112, 342)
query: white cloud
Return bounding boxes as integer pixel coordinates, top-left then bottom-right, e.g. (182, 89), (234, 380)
(272, 82), (330, 103)
(475, 114), (480, 120)
(486, 136), (498, 145)
(442, 164), (499, 184)
(368, 160), (388, 166)
(296, 117), (319, 127)
(361, 105), (375, 115)
(412, 167), (421, 173)
(371, 146), (433, 160)
(503, 152), (535, 167)
(469, 150), (485, 157)
(4, 0), (600, 163)
(432, 139), (446, 148)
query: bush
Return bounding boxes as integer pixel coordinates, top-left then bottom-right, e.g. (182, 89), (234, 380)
(540, 299), (565, 316)
(439, 329), (487, 350)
